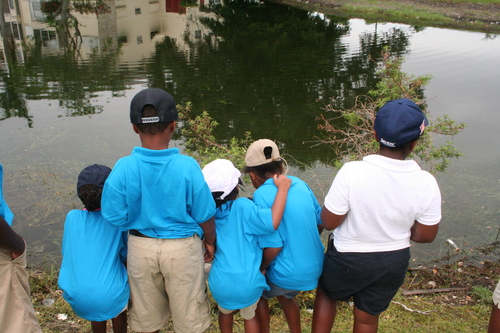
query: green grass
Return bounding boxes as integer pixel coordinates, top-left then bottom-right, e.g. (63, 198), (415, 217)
(30, 259), (499, 332)
(344, 4), (457, 22)
(428, 0), (499, 4)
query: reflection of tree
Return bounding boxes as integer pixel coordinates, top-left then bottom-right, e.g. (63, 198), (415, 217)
(41, 0), (110, 55)
(0, 0), (33, 126)
(146, 0), (413, 165)
(0, 0), (414, 161)
(0, 44), (125, 120)
(0, 1), (122, 121)
(19, 49), (125, 117)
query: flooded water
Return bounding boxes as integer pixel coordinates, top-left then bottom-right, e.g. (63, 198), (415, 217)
(1, 0), (499, 267)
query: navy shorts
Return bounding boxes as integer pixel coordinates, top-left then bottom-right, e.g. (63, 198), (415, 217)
(318, 243), (410, 316)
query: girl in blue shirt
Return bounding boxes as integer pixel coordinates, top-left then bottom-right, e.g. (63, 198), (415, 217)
(202, 159), (291, 333)
(59, 164), (129, 333)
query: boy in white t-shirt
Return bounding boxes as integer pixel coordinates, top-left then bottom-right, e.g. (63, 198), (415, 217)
(312, 98), (442, 333)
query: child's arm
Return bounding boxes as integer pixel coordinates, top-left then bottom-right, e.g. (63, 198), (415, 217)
(200, 216), (216, 262)
(271, 174), (292, 230)
(260, 247), (282, 274)
(0, 216), (25, 260)
(320, 206), (346, 231)
(410, 221), (439, 243)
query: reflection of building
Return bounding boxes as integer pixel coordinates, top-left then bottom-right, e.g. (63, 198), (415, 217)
(0, 0), (218, 64)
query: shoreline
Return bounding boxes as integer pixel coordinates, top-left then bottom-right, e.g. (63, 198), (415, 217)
(268, 0), (500, 34)
(30, 242), (500, 332)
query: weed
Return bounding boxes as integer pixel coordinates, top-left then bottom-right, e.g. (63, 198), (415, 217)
(472, 285), (494, 303)
(314, 49), (465, 174)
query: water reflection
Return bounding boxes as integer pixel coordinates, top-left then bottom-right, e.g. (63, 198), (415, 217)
(1, 0), (415, 161)
(0, 0), (498, 265)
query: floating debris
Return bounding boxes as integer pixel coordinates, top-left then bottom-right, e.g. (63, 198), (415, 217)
(57, 314), (67, 321)
(446, 238), (460, 252)
(42, 298), (54, 307)
(426, 281), (437, 289)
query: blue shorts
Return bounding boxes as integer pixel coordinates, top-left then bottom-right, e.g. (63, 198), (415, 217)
(318, 244), (410, 316)
(262, 278), (300, 300)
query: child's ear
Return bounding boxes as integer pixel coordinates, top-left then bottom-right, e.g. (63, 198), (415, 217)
(169, 121), (176, 133)
(133, 124), (140, 134)
(249, 171), (262, 189)
(249, 171), (256, 182)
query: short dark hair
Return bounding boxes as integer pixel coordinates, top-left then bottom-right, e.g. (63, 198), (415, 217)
(211, 186), (240, 208)
(244, 161), (283, 178)
(135, 105), (172, 135)
(77, 184), (103, 211)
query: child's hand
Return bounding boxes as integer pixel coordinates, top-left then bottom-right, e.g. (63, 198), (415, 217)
(203, 242), (215, 263)
(273, 174), (291, 191)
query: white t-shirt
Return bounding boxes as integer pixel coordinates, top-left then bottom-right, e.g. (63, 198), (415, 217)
(324, 154), (441, 253)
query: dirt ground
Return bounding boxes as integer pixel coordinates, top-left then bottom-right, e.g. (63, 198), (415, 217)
(402, 242), (500, 307)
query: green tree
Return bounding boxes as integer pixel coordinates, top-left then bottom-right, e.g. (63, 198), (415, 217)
(316, 50), (465, 173)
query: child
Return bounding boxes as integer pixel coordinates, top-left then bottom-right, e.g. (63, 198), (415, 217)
(489, 280), (500, 332)
(245, 139), (325, 333)
(101, 88), (216, 333)
(312, 98), (441, 333)
(202, 159), (291, 333)
(58, 164), (129, 333)
(0, 163), (42, 333)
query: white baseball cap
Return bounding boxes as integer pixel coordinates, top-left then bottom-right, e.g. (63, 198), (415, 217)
(202, 159), (241, 200)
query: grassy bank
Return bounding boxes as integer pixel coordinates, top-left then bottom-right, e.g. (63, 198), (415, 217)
(269, 0), (500, 34)
(29, 243), (500, 332)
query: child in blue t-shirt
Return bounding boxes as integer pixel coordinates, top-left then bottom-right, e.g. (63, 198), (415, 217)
(245, 139), (325, 333)
(202, 159), (291, 333)
(58, 164), (129, 333)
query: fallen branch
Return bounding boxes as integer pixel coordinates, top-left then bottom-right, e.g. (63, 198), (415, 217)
(391, 301), (437, 315)
(400, 287), (468, 296)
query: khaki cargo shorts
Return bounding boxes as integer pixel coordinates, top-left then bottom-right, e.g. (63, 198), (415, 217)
(218, 299), (259, 320)
(127, 234), (210, 333)
(0, 246), (42, 333)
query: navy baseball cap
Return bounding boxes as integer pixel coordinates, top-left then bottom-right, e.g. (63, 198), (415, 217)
(77, 164), (111, 191)
(374, 98), (428, 148)
(130, 88), (180, 124)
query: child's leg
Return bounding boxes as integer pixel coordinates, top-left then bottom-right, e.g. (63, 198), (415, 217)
(111, 310), (128, 333)
(218, 310), (234, 333)
(90, 320), (107, 333)
(244, 316), (260, 333)
(311, 286), (338, 333)
(277, 295), (301, 333)
(489, 304), (500, 333)
(255, 297), (270, 333)
(352, 306), (379, 333)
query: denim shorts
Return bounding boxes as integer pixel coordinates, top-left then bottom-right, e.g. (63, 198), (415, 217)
(318, 244), (410, 315)
(262, 278), (300, 300)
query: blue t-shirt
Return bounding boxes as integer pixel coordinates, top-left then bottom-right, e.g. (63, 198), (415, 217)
(58, 210), (129, 322)
(254, 176), (324, 291)
(101, 147), (216, 238)
(0, 164), (14, 225)
(208, 198), (282, 310)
